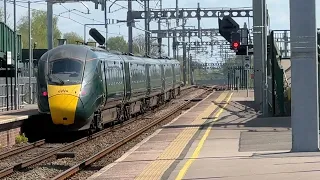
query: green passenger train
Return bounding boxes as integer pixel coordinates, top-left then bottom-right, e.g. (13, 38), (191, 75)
(36, 44), (182, 131)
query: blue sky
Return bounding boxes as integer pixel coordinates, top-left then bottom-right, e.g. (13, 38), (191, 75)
(1, 0), (319, 61)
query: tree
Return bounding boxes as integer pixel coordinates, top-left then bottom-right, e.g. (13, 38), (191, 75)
(106, 36), (128, 52)
(220, 55), (240, 77)
(87, 38), (97, 47)
(0, 8), (10, 25)
(0, 8), (3, 22)
(132, 34), (163, 56)
(63, 32), (83, 45)
(18, 10), (62, 49)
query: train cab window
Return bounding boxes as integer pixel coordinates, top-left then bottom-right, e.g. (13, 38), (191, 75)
(48, 58), (84, 85)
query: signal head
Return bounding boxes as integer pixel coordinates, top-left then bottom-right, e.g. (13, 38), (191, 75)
(231, 41), (240, 50)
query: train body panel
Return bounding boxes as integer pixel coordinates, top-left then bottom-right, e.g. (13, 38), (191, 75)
(36, 44), (182, 131)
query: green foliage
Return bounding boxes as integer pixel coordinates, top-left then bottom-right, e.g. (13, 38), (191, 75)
(86, 38), (97, 47)
(15, 133), (28, 144)
(220, 56), (241, 76)
(107, 36), (128, 52)
(132, 34), (161, 56)
(0, 7), (10, 26)
(0, 8), (3, 22)
(63, 32), (83, 45)
(18, 10), (62, 49)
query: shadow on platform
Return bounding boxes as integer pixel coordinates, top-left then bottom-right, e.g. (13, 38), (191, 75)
(0, 109), (39, 116)
(235, 100), (260, 111)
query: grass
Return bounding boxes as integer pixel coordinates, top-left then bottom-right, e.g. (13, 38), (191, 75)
(15, 133), (28, 144)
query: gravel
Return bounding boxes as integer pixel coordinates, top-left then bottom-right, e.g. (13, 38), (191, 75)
(2, 87), (208, 180)
(0, 143), (29, 154)
(0, 143), (64, 170)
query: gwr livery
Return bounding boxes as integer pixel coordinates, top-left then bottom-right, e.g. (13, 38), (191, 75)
(36, 44), (182, 131)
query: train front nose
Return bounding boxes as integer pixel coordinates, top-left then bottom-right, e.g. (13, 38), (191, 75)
(47, 84), (83, 125)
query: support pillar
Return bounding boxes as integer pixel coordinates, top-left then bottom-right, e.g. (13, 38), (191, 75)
(290, 0), (319, 152)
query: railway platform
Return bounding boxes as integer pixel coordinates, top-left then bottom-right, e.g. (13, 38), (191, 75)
(0, 105), (38, 147)
(0, 104), (38, 125)
(87, 89), (320, 180)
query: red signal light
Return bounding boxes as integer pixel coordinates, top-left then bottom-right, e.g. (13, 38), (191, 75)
(232, 41), (240, 49)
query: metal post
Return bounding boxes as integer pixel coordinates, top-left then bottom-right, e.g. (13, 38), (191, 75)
(167, 20), (170, 57)
(190, 54), (193, 85)
(4, 0), (6, 24)
(182, 14), (187, 85)
(290, 0), (319, 152)
(284, 31), (288, 58)
(252, 0), (263, 110)
(4, 0), (8, 110)
(158, 0), (162, 57)
(28, 1), (32, 104)
(197, 3), (201, 39)
(13, 0), (18, 110)
(83, 25), (86, 43)
(128, 0), (133, 53)
(246, 45), (249, 97)
(47, 2), (53, 49)
(147, 0), (150, 55)
(188, 30), (191, 84)
(176, 0), (179, 27)
(173, 31), (176, 59)
(104, 0), (108, 50)
(144, 0), (149, 56)
(262, 0), (268, 116)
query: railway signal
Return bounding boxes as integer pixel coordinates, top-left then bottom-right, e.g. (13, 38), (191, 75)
(218, 16), (239, 43)
(89, 28), (105, 45)
(230, 32), (241, 50)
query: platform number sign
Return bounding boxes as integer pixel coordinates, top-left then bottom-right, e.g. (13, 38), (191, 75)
(244, 55), (250, 70)
(6, 51), (12, 65)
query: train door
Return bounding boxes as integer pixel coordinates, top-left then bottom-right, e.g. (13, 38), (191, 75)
(160, 64), (165, 93)
(123, 61), (131, 101)
(172, 64), (176, 88)
(96, 61), (105, 106)
(102, 61), (108, 106)
(145, 64), (151, 95)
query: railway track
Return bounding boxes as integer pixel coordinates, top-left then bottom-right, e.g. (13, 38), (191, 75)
(52, 87), (213, 180)
(0, 85), (207, 179)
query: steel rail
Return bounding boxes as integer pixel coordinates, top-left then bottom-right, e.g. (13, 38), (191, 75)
(0, 85), (196, 178)
(0, 139), (45, 160)
(52, 88), (212, 180)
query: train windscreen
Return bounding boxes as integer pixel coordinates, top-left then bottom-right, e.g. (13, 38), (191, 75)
(43, 45), (97, 85)
(47, 58), (84, 85)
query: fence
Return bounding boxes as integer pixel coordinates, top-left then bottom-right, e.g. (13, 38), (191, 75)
(0, 77), (37, 111)
(0, 61), (37, 111)
(273, 30), (291, 59)
(267, 31), (287, 116)
(227, 66), (254, 90)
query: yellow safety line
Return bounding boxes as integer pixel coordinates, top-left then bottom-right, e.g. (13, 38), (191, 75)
(134, 91), (229, 180)
(175, 92), (233, 180)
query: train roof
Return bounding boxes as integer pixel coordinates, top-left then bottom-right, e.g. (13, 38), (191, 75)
(40, 44), (180, 64)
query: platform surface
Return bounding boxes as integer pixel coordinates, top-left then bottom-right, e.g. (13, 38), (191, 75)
(88, 90), (320, 180)
(0, 104), (38, 125)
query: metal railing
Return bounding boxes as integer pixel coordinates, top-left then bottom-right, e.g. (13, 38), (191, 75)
(273, 30), (291, 59)
(0, 64), (37, 111)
